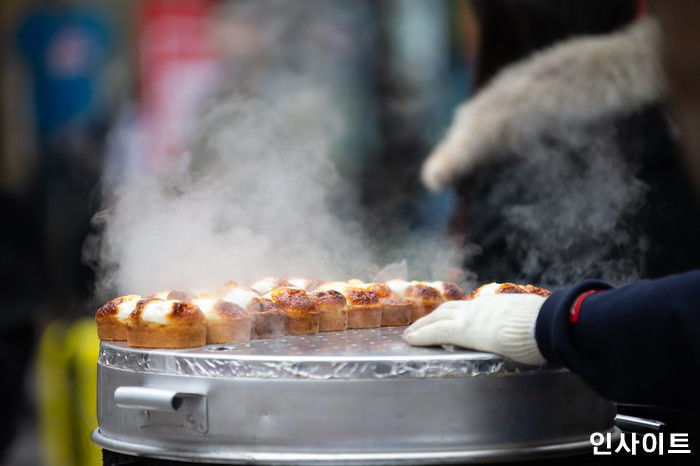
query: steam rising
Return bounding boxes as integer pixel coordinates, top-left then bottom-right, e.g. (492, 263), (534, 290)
(470, 117), (650, 287)
(86, 89), (464, 298)
(84, 0), (651, 301)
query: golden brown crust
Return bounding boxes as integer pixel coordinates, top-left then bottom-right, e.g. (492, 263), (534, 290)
(128, 299), (205, 324)
(319, 308), (348, 331)
(202, 300), (250, 344)
(286, 313), (320, 335)
(405, 284), (444, 305)
(366, 283), (392, 299)
(130, 297), (156, 317)
(518, 284), (552, 297)
(96, 320), (127, 341)
(467, 282), (552, 300)
(345, 288), (379, 306)
(95, 296), (124, 320)
(441, 282), (467, 301)
(246, 298), (287, 339)
(404, 285), (444, 322)
(128, 299), (204, 324)
(170, 301), (205, 322)
(212, 300), (248, 318)
(347, 305), (382, 329)
(266, 287), (319, 335)
(126, 323), (206, 348)
(309, 290), (348, 331)
(404, 285), (444, 323)
(267, 287), (317, 318)
(378, 297), (412, 327)
(338, 287), (381, 329)
(409, 303), (439, 323)
(96, 295), (141, 341)
(309, 290), (346, 308)
(206, 318), (251, 344)
(126, 299), (206, 348)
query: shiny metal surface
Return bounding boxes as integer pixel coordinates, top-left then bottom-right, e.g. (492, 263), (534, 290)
(98, 327), (541, 379)
(93, 428), (621, 465)
(95, 327), (616, 463)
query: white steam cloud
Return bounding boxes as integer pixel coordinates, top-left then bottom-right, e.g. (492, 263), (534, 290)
(468, 116), (650, 288)
(85, 88), (464, 298)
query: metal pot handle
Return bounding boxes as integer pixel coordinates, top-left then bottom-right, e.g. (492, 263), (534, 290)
(113, 386), (208, 433)
(114, 387), (185, 412)
(614, 414), (665, 433)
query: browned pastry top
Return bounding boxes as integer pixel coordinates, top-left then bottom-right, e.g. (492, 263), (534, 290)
(95, 296), (124, 319)
(246, 297), (283, 315)
(499, 283), (551, 297)
(345, 288), (379, 306)
(366, 283), (392, 299)
(267, 287), (317, 318)
(129, 298), (205, 325)
(405, 284), (444, 305)
(212, 299), (247, 318)
(441, 282), (467, 300)
(309, 290), (347, 308)
(467, 282), (552, 300)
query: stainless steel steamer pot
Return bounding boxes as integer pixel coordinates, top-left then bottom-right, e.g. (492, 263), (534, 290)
(92, 327), (616, 464)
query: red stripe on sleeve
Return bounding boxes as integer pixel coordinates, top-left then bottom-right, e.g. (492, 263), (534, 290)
(569, 290), (604, 323)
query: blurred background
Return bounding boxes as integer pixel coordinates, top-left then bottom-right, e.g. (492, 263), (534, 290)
(3, 0), (698, 464)
(0, 1), (471, 464)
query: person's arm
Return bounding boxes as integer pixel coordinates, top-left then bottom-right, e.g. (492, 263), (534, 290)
(536, 270), (700, 409)
(404, 270), (700, 410)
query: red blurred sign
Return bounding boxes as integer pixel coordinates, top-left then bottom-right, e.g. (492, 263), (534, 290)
(138, 0), (221, 169)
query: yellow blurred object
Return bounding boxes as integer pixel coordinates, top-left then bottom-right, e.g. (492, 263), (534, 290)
(37, 318), (101, 466)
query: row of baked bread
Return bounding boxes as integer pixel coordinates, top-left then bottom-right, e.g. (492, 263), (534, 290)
(95, 278), (467, 348)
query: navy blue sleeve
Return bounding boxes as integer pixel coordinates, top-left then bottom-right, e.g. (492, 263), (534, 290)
(535, 270), (700, 409)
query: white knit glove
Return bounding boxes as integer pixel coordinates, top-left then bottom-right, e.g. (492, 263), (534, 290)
(402, 294), (547, 365)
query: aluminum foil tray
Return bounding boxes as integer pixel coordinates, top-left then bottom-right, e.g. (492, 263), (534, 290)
(93, 327), (616, 464)
(97, 327), (538, 380)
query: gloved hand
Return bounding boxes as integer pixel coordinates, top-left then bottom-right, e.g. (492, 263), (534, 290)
(402, 294), (548, 365)
(421, 18), (660, 192)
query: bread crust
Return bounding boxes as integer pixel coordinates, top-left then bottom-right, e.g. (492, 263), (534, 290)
(126, 299), (206, 348)
(286, 313), (321, 335)
(378, 297), (412, 327)
(96, 320), (127, 341)
(246, 298), (287, 339)
(441, 282), (467, 300)
(309, 290), (348, 331)
(204, 300), (251, 343)
(364, 284), (411, 326)
(343, 287), (381, 328)
(467, 282), (552, 300)
(405, 285), (444, 322)
(347, 305), (382, 328)
(267, 287), (320, 335)
(408, 303), (439, 322)
(127, 323), (206, 348)
(96, 295), (141, 341)
(207, 319), (251, 344)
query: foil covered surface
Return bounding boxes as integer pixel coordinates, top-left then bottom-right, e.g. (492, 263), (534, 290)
(99, 327), (551, 380)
